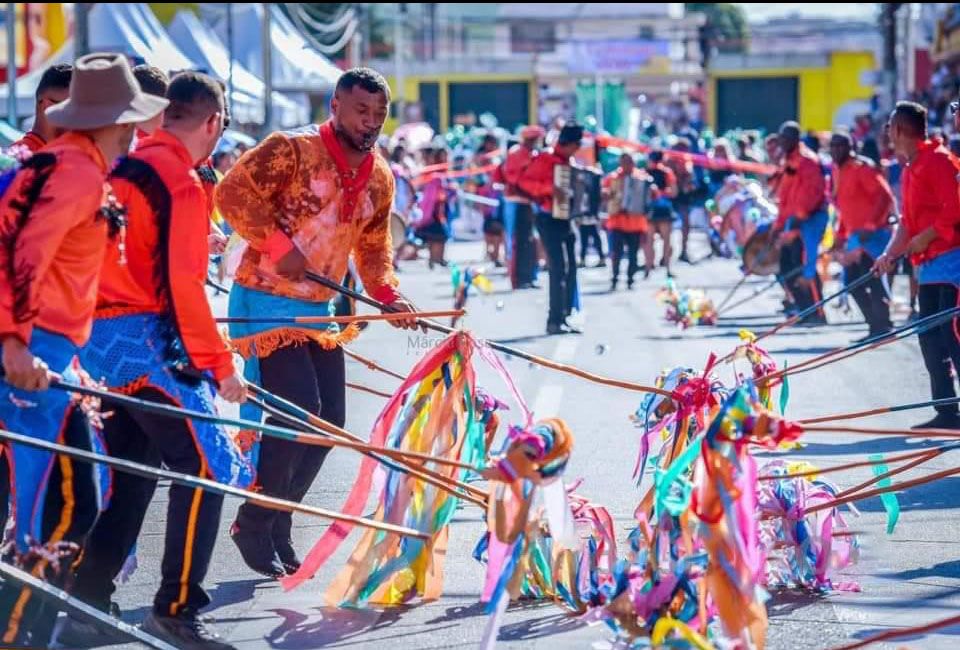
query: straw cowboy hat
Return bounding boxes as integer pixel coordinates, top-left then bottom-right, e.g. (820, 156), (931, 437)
(45, 52), (169, 130)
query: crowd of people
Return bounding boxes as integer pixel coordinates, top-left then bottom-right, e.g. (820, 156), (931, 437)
(2, 46), (960, 650)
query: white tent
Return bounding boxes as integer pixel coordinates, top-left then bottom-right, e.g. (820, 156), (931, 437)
(207, 4), (341, 93)
(167, 11), (307, 127)
(0, 3), (196, 119)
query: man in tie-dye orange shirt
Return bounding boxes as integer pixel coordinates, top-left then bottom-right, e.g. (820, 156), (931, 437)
(216, 68), (420, 578)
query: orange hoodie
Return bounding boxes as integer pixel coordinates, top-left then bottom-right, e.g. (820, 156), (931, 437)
(0, 132), (110, 346)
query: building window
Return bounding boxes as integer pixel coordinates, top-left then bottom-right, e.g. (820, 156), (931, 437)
(638, 25), (655, 40)
(510, 22), (556, 53)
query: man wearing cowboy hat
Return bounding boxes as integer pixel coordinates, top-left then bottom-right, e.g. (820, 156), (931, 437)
(61, 72), (245, 650)
(0, 52), (167, 646)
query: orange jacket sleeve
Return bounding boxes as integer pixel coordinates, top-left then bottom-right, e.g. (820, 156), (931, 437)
(0, 158), (101, 345)
(169, 179), (235, 381)
(215, 132), (298, 263)
(354, 171), (400, 305)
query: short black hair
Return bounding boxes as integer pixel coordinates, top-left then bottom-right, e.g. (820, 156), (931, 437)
(558, 122), (584, 145)
(649, 150), (664, 163)
(891, 101), (927, 138)
(779, 121), (801, 140)
(36, 63), (72, 99)
(830, 131), (853, 146)
(133, 64), (170, 98)
(336, 67), (390, 97)
(164, 71), (224, 126)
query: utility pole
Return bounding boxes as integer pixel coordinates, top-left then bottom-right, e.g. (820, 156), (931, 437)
(6, 2), (16, 128)
(881, 3), (902, 115)
(226, 3), (234, 113)
(76, 3), (90, 57)
(394, 3), (406, 123)
(262, 3), (273, 138)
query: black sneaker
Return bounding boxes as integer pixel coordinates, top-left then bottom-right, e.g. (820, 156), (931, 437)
(798, 313), (828, 327)
(911, 413), (960, 431)
(229, 522), (284, 578)
(142, 611), (236, 650)
(852, 329), (894, 345)
(56, 613), (124, 648)
(274, 538), (302, 575)
(610, 278), (618, 292)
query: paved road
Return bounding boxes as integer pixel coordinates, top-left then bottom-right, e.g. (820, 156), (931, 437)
(82, 238), (960, 649)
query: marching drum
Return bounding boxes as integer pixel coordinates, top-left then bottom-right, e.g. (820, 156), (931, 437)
(741, 226), (781, 276)
(390, 211), (408, 251)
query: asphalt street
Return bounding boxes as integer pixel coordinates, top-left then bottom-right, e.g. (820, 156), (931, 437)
(75, 236), (960, 650)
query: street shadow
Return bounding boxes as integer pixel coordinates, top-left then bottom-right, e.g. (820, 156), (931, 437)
(262, 605), (418, 649)
(766, 589), (831, 618)
(491, 334), (555, 346)
(206, 579), (267, 614)
(880, 559), (960, 581)
(496, 609), (586, 641)
(755, 437), (940, 459)
(856, 477), (960, 513)
(765, 346), (843, 355)
(423, 600), (488, 625)
(848, 623), (960, 644)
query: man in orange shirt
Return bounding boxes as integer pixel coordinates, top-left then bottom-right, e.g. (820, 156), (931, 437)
(61, 72), (246, 650)
(217, 68), (420, 579)
(773, 121), (829, 324)
(518, 122), (585, 335)
(830, 132), (896, 340)
(876, 101), (960, 430)
(0, 52), (167, 647)
(496, 125), (542, 289)
(9, 63), (72, 154)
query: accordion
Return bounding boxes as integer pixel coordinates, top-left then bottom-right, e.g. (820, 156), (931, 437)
(553, 164), (601, 220)
(607, 173), (651, 216)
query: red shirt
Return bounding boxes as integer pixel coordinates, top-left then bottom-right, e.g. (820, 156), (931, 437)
(775, 144), (826, 227)
(98, 130), (234, 381)
(0, 132), (110, 346)
(901, 138), (960, 265)
(517, 149), (566, 213)
(11, 131), (46, 154)
(833, 156), (895, 246)
(496, 144), (536, 201)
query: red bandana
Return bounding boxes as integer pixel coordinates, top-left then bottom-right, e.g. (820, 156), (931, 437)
(320, 120), (375, 223)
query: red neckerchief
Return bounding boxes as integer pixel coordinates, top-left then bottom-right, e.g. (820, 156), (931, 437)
(320, 120), (375, 223)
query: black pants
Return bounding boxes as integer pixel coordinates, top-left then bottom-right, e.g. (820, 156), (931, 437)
(918, 283), (960, 416)
(846, 253), (892, 334)
(0, 449), (8, 541)
(512, 203), (537, 287)
(609, 231), (641, 284)
(536, 214), (578, 326)
(0, 407), (99, 646)
(578, 223), (605, 263)
(234, 343), (345, 547)
(779, 237), (822, 315)
(71, 388), (222, 618)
